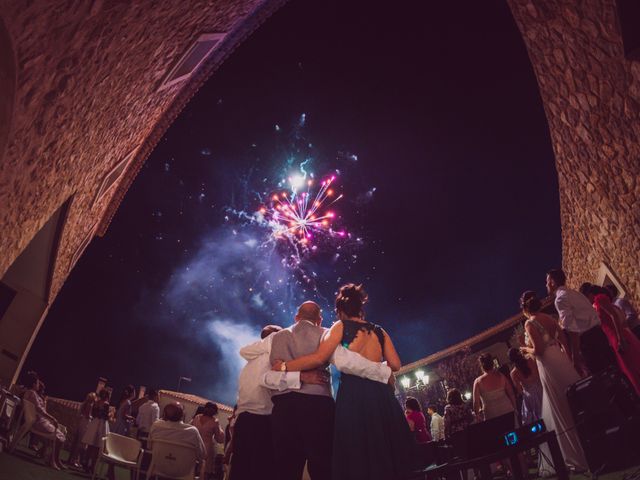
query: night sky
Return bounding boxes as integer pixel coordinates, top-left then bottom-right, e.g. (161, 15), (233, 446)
(26, 0), (561, 405)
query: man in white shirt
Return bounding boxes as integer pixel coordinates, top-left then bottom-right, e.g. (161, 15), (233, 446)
(547, 268), (616, 375)
(148, 402), (206, 461)
(136, 388), (160, 443)
(427, 405), (444, 442)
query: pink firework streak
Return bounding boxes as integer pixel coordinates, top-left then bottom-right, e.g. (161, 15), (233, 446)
(259, 175), (346, 245)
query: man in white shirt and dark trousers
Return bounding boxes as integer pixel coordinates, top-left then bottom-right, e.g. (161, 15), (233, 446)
(268, 301), (392, 480)
(546, 269), (616, 375)
(427, 405), (444, 442)
(136, 388), (160, 446)
(230, 324), (320, 480)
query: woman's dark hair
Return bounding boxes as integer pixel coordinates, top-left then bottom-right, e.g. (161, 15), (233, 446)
(478, 353), (495, 372)
(405, 397), (421, 412)
(203, 402), (219, 416)
(520, 290), (542, 314)
(508, 347), (531, 377)
(591, 285), (613, 300)
(24, 371), (39, 389)
(606, 284), (619, 298)
(335, 283), (368, 318)
(447, 389), (463, 406)
(98, 389), (110, 401)
(579, 282), (593, 297)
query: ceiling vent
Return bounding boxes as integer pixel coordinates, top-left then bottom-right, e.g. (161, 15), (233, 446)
(159, 33), (226, 91)
(93, 148), (137, 207)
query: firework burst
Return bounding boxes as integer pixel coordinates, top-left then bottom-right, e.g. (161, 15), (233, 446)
(259, 173), (345, 247)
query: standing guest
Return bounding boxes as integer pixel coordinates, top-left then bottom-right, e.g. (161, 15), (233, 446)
(112, 385), (135, 436)
(82, 389), (110, 473)
(520, 291), (588, 474)
(546, 269), (616, 376)
(404, 397), (431, 443)
(149, 402), (205, 461)
(21, 372), (66, 470)
(508, 348), (542, 424)
(191, 402), (225, 479)
(592, 287), (640, 395)
(136, 388), (160, 443)
(443, 389), (474, 439)
(273, 287), (415, 480)
(69, 392), (96, 468)
(607, 284), (640, 339)
(472, 354), (516, 422)
(223, 405), (236, 470)
(427, 405), (445, 442)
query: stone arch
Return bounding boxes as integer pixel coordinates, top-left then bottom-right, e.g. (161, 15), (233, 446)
(0, 16), (16, 164)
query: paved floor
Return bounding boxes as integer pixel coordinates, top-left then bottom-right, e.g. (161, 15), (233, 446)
(1, 445), (639, 480)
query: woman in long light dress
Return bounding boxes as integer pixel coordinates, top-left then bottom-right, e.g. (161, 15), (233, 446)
(519, 291), (588, 475)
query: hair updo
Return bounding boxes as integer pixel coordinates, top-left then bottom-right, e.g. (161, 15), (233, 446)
(335, 283), (368, 318)
(519, 290), (541, 314)
(478, 353), (495, 372)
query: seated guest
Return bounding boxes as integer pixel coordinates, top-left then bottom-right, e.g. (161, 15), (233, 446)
(508, 348), (543, 424)
(404, 397), (431, 443)
(472, 354), (516, 422)
(607, 284), (640, 339)
(149, 402), (206, 462)
(21, 372), (66, 470)
(444, 389), (473, 440)
(69, 392), (96, 468)
(136, 388), (160, 443)
(427, 405), (444, 441)
(191, 402), (224, 478)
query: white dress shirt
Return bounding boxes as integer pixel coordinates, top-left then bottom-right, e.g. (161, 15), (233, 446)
(237, 334), (302, 416)
(555, 286), (600, 333)
(136, 400), (160, 432)
(430, 412), (445, 441)
(148, 420), (206, 460)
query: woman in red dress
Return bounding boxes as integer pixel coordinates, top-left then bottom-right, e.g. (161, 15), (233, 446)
(404, 397), (431, 443)
(592, 287), (640, 395)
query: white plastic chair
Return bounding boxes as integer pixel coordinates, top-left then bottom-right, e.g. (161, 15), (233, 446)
(147, 438), (204, 480)
(92, 432), (143, 480)
(9, 399), (57, 451)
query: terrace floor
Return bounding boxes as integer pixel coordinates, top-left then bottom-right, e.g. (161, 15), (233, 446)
(1, 444), (639, 480)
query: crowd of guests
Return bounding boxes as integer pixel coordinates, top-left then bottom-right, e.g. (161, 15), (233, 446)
(401, 268), (640, 477)
(14, 270), (640, 479)
(13, 373), (227, 479)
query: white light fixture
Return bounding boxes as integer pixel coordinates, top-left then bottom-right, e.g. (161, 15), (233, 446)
(415, 370), (424, 381)
(464, 391), (472, 400)
(400, 377), (411, 389)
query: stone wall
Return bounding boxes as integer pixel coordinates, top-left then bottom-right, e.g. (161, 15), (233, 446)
(0, 0), (285, 300)
(508, 0), (640, 303)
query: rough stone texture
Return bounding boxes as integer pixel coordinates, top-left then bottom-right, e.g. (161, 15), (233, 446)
(0, 0), (638, 318)
(508, 0), (640, 304)
(0, 0), (285, 301)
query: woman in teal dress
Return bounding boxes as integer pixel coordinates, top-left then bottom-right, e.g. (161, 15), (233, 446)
(273, 284), (415, 480)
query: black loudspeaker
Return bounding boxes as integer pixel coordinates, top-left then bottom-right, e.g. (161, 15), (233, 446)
(567, 367), (640, 473)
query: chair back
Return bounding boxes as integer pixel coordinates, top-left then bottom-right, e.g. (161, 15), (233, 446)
(148, 439), (198, 480)
(103, 432), (142, 463)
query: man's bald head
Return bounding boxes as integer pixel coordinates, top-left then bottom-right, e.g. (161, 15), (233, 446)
(295, 301), (322, 326)
(163, 402), (184, 422)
